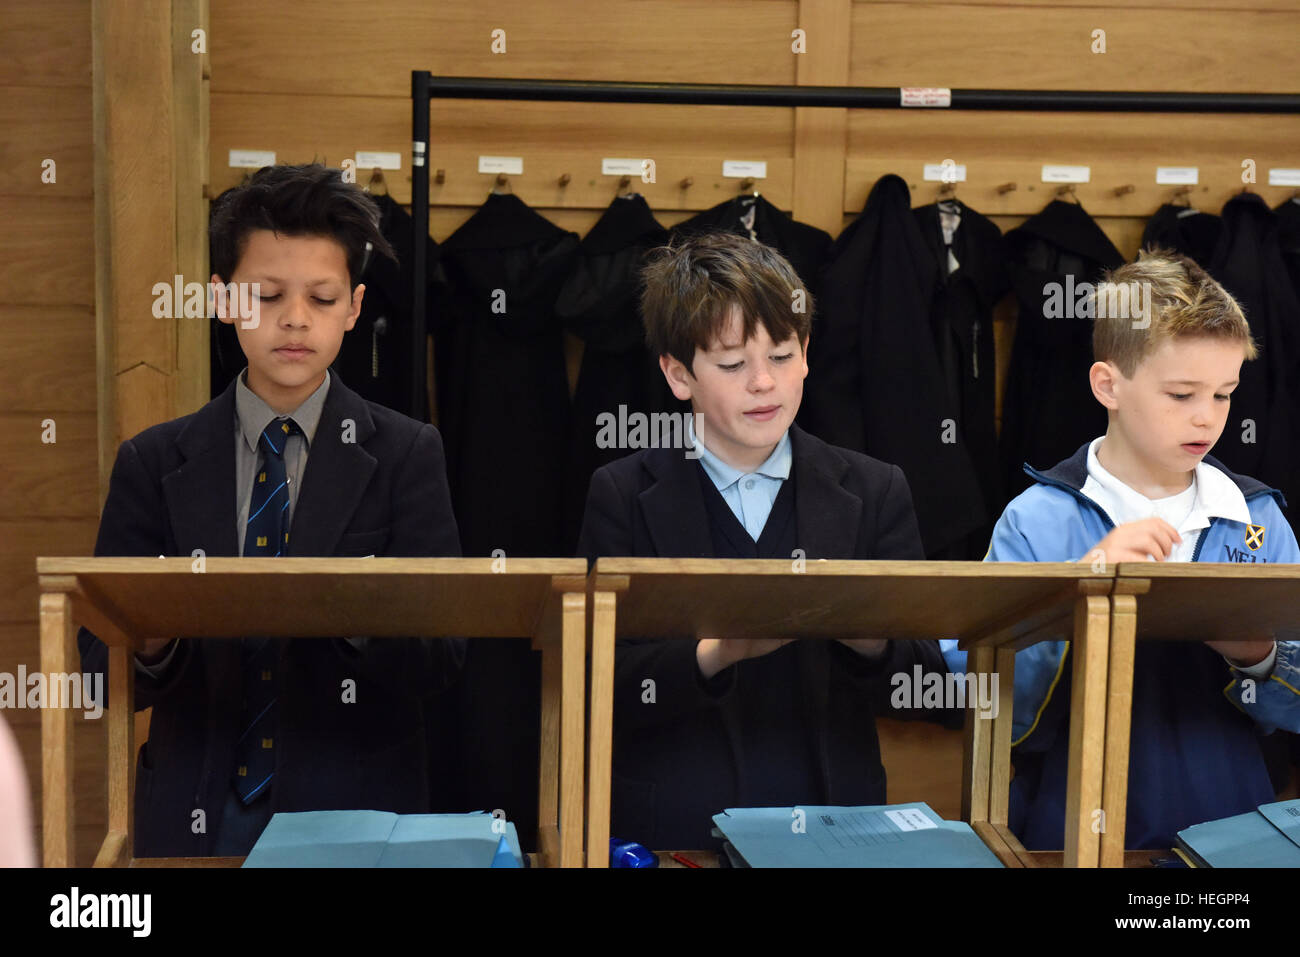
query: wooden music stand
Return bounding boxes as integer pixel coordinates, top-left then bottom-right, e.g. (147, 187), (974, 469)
(37, 556), (588, 868)
(1101, 563), (1300, 866)
(587, 558), (1120, 867)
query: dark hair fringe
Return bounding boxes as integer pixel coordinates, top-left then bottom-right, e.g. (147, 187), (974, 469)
(639, 231), (811, 373)
(208, 163), (397, 288)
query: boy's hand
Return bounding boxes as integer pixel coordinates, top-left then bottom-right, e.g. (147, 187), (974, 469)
(696, 637), (795, 680)
(1086, 518), (1182, 565)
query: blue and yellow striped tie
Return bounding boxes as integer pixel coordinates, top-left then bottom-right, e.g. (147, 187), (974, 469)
(233, 416), (301, 804)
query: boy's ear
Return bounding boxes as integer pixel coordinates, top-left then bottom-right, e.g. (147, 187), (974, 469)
(210, 273), (233, 326)
(1089, 360), (1121, 410)
(659, 353), (694, 402)
(345, 283), (365, 332)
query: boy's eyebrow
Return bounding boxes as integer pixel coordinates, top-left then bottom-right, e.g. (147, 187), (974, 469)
(1162, 379), (1239, 387)
(711, 339), (799, 353)
(247, 276), (341, 287)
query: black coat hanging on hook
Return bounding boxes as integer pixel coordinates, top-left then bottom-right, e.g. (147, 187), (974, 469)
(433, 191), (580, 853)
(553, 193), (671, 554)
(333, 194), (446, 419)
(1141, 203), (1223, 268)
(912, 195), (1011, 555)
(434, 191), (580, 558)
(670, 194), (832, 293)
(1206, 192), (1300, 538)
(804, 174), (988, 557)
(999, 199), (1123, 501)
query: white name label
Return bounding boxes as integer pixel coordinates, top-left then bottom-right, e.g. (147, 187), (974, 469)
(355, 151), (401, 171)
(885, 808), (938, 831)
(228, 149), (275, 169)
(722, 160), (767, 179)
(601, 158), (648, 175)
(1155, 167), (1199, 185)
(478, 156), (523, 175)
(924, 163), (967, 183)
(1041, 165), (1091, 184)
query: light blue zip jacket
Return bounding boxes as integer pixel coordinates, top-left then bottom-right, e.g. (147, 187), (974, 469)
(941, 443), (1300, 849)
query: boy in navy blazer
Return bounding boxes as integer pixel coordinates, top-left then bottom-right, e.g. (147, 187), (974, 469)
(78, 164), (463, 857)
(577, 232), (955, 851)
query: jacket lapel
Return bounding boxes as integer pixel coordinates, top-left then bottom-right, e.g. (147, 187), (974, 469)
(791, 425), (862, 559)
(286, 373), (378, 557)
(165, 379), (240, 557)
(639, 446), (714, 558)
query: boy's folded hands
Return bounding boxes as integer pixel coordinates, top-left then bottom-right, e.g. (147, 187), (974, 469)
(695, 636), (888, 680)
(696, 637), (796, 680)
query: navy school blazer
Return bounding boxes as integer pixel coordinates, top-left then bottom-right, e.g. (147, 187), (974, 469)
(77, 370), (464, 858)
(577, 422), (958, 850)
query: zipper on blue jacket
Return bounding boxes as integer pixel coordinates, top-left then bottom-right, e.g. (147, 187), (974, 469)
(1027, 464), (1272, 564)
(1022, 467), (1116, 532)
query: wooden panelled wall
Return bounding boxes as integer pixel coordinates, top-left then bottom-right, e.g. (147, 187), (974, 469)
(2, 0), (1297, 864)
(2, 0), (102, 865)
(1, 0), (206, 864)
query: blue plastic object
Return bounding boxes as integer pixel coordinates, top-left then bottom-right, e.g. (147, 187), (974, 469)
(609, 837), (659, 868)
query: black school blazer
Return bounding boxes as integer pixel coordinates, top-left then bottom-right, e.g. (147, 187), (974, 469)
(78, 371), (464, 858)
(577, 423), (956, 850)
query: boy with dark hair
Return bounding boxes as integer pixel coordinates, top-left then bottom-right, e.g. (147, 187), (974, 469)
(943, 247), (1300, 850)
(79, 163), (464, 857)
(577, 231), (953, 852)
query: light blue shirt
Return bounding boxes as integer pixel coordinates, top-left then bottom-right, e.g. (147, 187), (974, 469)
(695, 431), (792, 541)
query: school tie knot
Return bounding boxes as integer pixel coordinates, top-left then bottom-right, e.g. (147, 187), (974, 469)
(244, 417), (302, 558)
(259, 416), (302, 457)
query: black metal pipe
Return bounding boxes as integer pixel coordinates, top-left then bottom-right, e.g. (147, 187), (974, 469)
(410, 70), (430, 420)
(420, 74), (1300, 113)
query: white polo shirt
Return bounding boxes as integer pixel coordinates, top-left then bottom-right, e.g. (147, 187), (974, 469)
(1081, 436), (1276, 677)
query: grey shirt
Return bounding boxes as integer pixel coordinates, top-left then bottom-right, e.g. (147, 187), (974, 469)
(137, 368), (332, 675)
(233, 367), (331, 554)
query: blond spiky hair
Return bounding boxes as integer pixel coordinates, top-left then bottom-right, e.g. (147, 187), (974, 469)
(1092, 246), (1257, 377)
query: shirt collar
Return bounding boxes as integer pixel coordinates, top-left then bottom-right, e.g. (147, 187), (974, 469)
(695, 430), (792, 492)
(1084, 436), (1251, 529)
(235, 367), (331, 453)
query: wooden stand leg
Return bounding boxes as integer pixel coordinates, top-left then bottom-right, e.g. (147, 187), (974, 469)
(989, 645), (1016, 827)
(1064, 594), (1110, 867)
(559, 593), (585, 868)
(962, 644), (996, 825)
(585, 591), (616, 868)
(95, 643), (134, 867)
(536, 636), (561, 868)
(1100, 593), (1137, 868)
(40, 592), (75, 867)
(966, 643), (1028, 867)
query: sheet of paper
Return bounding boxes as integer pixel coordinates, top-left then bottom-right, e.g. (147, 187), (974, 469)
(1257, 798), (1300, 850)
(242, 810), (524, 868)
(1180, 798), (1300, 867)
(376, 813), (523, 867)
(713, 803), (1003, 868)
(243, 810), (397, 867)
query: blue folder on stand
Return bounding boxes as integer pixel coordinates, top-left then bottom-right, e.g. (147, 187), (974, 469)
(242, 810), (524, 868)
(1175, 798), (1300, 867)
(711, 803), (1004, 868)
